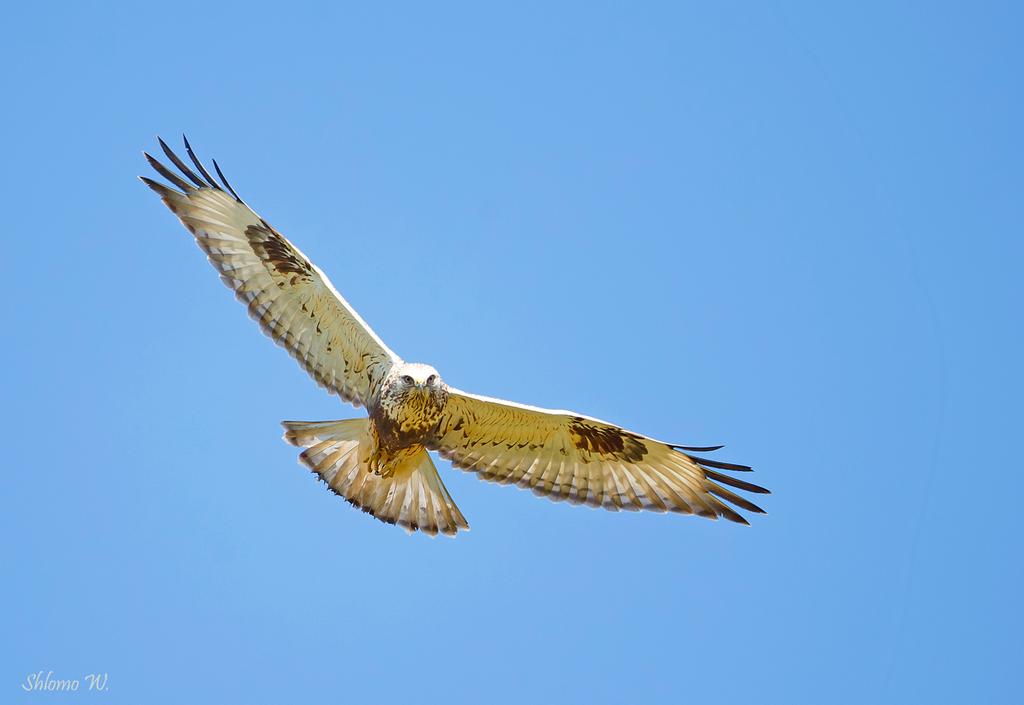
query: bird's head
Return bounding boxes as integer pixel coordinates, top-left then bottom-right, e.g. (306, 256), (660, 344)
(392, 362), (444, 396)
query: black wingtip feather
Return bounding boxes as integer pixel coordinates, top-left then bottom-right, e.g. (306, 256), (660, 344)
(144, 152), (194, 192)
(719, 505), (751, 525)
(702, 467), (771, 494)
(157, 136), (208, 189)
(212, 158), (243, 202)
(182, 134), (222, 191)
(689, 455), (753, 472)
(671, 444), (725, 452)
(139, 175), (176, 197)
(707, 483), (767, 514)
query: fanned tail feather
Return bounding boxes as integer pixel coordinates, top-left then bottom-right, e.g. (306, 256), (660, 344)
(281, 419), (469, 537)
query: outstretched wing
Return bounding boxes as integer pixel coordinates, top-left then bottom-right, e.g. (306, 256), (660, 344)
(431, 390), (769, 524)
(141, 136), (400, 407)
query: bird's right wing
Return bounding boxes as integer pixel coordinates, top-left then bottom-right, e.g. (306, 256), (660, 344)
(141, 137), (400, 407)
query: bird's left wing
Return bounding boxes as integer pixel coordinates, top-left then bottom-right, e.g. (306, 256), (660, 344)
(141, 137), (400, 407)
(431, 390), (769, 524)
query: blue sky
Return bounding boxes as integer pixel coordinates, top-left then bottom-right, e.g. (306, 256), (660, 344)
(2, 2), (1020, 703)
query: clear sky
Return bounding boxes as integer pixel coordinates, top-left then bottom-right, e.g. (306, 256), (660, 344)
(2, 2), (1020, 703)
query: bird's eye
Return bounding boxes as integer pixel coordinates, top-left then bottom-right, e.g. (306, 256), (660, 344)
(426, 374), (437, 385)
(401, 375), (414, 384)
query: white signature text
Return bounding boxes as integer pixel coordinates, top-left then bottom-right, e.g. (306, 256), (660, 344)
(22, 671), (109, 692)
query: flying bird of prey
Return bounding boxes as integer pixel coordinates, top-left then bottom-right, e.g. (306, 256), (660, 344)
(141, 136), (769, 537)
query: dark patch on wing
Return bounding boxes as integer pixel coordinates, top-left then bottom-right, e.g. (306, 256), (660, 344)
(245, 221), (315, 280)
(568, 417), (648, 462)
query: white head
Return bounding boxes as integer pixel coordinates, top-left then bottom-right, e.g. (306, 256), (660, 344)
(393, 362), (443, 391)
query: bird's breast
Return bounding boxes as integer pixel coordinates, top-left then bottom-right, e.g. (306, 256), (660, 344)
(373, 391), (445, 448)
